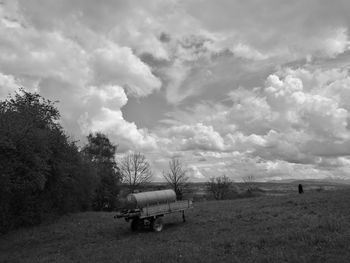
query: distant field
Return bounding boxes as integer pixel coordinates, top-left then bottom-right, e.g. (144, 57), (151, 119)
(1, 188), (350, 263)
(182, 181), (350, 201)
(124, 181), (350, 201)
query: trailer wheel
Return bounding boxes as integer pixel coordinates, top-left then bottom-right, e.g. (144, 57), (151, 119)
(131, 218), (142, 231)
(151, 217), (163, 232)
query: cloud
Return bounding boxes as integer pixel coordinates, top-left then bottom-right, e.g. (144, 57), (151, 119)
(84, 85), (128, 110)
(187, 165), (205, 181)
(159, 66), (350, 180)
(0, 73), (21, 98)
(0, 1), (164, 152)
(78, 85), (158, 151)
(1, 1), (350, 181)
(144, 0), (350, 106)
(92, 43), (161, 96)
(0, 24), (90, 87)
(232, 43), (268, 61)
(184, 0), (350, 60)
(79, 107), (158, 151)
(161, 123), (225, 151)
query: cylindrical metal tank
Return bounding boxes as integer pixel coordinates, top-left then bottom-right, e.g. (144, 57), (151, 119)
(126, 189), (176, 208)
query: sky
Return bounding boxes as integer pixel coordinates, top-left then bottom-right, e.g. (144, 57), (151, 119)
(1, 0), (350, 182)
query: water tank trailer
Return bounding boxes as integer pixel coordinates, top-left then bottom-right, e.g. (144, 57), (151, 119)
(115, 189), (193, 232)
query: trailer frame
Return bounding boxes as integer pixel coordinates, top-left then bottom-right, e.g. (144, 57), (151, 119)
(115, 199), (193, 232)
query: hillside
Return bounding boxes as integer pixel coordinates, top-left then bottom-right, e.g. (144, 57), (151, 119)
(1, 190), (350, 263)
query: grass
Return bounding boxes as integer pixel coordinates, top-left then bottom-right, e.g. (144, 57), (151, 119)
(1, 190), (350, 263)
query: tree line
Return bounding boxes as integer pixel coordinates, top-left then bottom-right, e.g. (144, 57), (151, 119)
(0, 89), (190, 233)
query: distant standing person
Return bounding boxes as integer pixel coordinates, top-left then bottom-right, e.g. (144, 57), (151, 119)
(298, 184), (304, 194)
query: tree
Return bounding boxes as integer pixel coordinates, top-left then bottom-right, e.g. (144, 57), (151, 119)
(82, 133), (121, 211)
(119, 152), (152, 192)
(0, 89), (61, 231)
(82, 133), (117, 163)
(242, 174), (255, 192)
(206, 174), (232, 200)
(162, 157), (189, 200)
(0, 89), (97, 232)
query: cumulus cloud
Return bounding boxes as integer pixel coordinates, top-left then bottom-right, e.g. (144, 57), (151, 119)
(159, 66), (350, 180)
(161, 123), (225, 151)
(0, 73), (21, 98)
(187, 165), (205, 181)
(0, 1), (163, 152)
(92, 43), (161, 96)
(1, 1), (350, 181)
(265, 68), (350, 140)
(143, 0), (350, 106)
(0, 25), (90, 87)
(80, 107), (158, 151)
(78, 85), (158, 151)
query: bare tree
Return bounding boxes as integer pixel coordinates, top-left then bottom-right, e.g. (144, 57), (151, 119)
(206, 174), (232, 200)
(242, 174), (255, 192)
(162, 157), (189, 200)
(119, 152), (152, 192)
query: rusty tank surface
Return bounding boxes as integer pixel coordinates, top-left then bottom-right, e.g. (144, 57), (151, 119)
(126, 189), (176, 208)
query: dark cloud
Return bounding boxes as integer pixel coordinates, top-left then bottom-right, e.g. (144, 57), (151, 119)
(159, 32), (171, 43)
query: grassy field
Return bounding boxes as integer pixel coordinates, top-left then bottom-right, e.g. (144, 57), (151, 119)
(1, 189), (350, 263)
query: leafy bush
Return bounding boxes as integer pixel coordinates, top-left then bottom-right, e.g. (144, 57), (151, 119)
(0, 90), (98, 233)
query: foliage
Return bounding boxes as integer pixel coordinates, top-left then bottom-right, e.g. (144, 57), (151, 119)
(242, 174), (255, 192)
(119, 152), (152, 192)
(162, 157), (189, 200)
(82, 133), (121, 211)
(206, 174), (232, 200)
(0, 89), (97, 233)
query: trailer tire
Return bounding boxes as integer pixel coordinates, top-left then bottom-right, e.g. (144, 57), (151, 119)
(131, 218), (142, 231)
(151, 217), (164, 232)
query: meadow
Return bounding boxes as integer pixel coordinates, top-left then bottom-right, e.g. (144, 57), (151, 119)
(1, 187), (350, 263)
